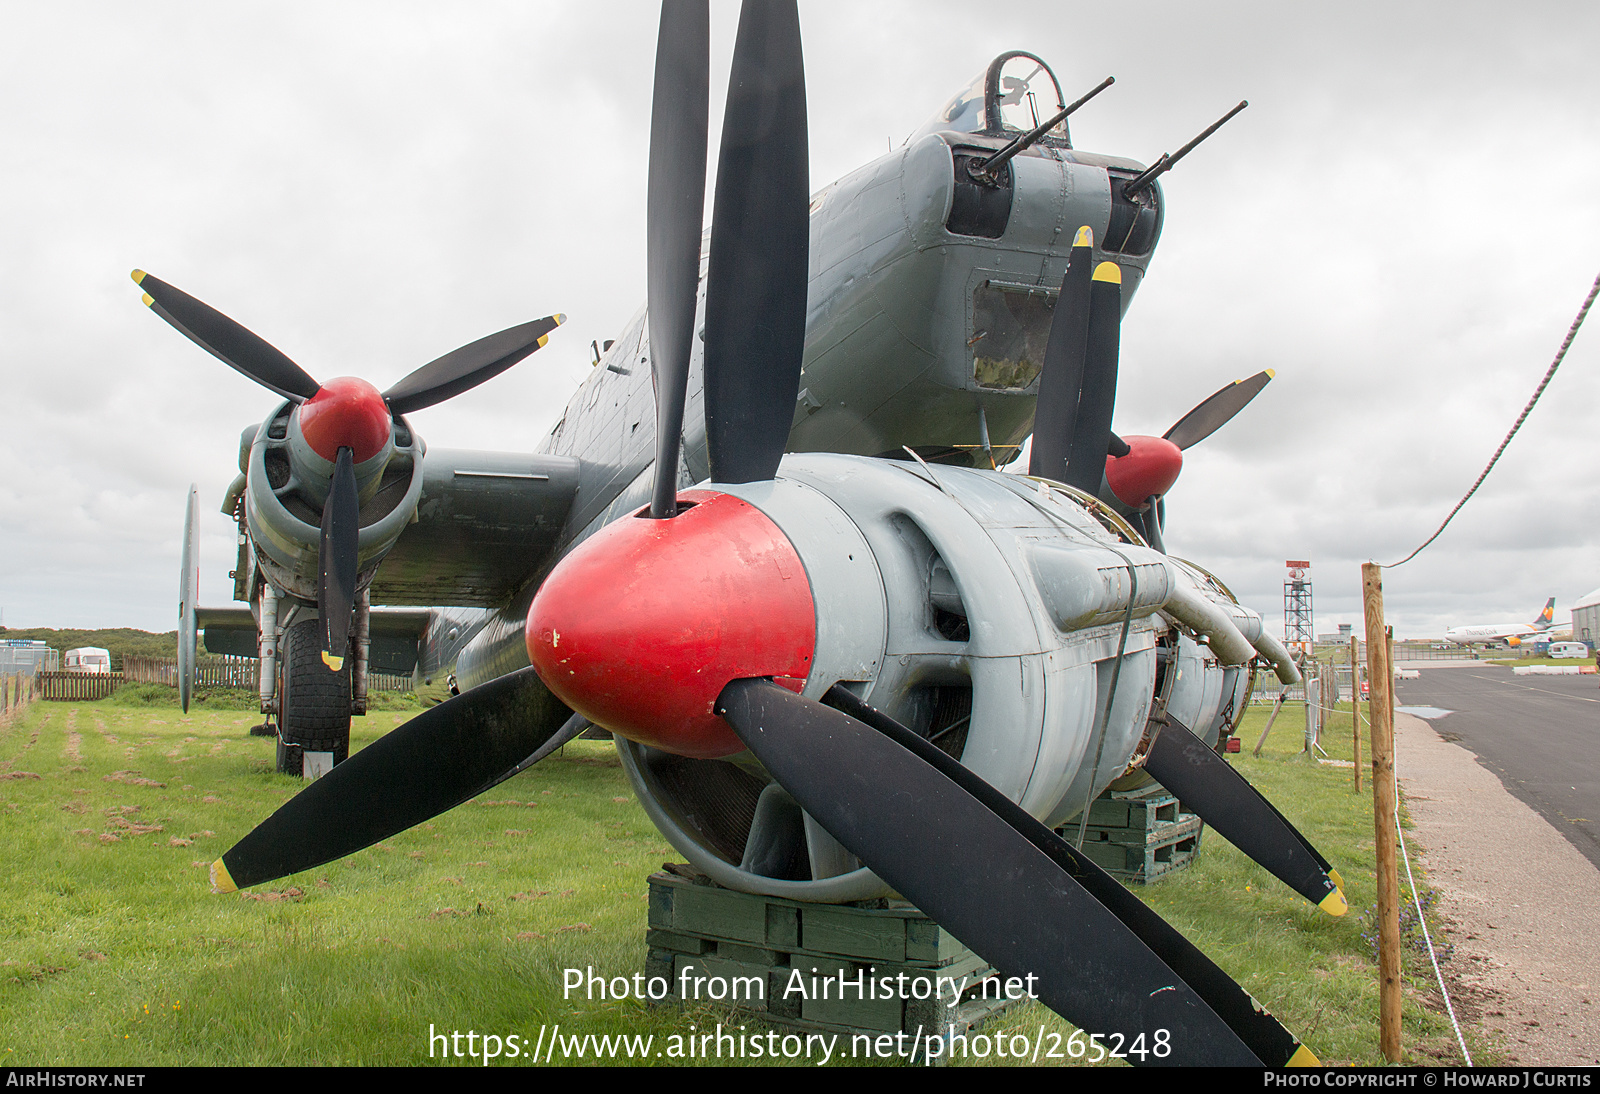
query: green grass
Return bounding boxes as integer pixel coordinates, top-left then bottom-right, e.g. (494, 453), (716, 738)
(0, 695), (1489, 1066)
(1483, 657), (1593, 668)
(1129, 702), (1490, 1066)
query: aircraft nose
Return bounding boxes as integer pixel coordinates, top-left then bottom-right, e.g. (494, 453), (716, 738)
(525, 489), (817, 759)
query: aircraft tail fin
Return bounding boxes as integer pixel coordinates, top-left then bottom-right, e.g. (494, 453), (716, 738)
(1534, 596), (1556, 628)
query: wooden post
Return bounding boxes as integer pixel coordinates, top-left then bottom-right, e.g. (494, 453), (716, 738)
(1323, 668), (1338, 753)
(1302, 664), (1314, 753)
(1350, 634), (1363, 792)
(1254, 686), (1290, 756)
(1362, 563), (1401, 1062)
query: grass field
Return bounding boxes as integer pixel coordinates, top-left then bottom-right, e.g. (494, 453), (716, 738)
(0, 690), (1487, 1067)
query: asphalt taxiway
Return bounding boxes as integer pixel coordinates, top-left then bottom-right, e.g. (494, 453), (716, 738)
(1394, 664), (1600, 871)
(1393, 707), (1600, 1064)
(1387, 662), (1600, 1063)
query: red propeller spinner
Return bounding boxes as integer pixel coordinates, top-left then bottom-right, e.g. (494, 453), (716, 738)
(525, 490), (816, 759)
(297, 377), (393, 465)
(1104, 434), (1183, 509)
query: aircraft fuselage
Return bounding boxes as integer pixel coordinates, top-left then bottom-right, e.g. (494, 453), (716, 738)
(444, 127), (1165, 689)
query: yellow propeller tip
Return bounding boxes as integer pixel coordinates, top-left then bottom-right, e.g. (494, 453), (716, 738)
(1265, 368), (1276, 379)
(322, 652), (345, 672)
(1287, 1043), (1321, 1067)
(210, 859), (237, 894)
(1327, 866), (1344, 890)
(1072, 225), (1094, 248)
(141, 294), (154, 308)
(1318, 887), (1349, 917)
(553, 313), (567, 325)
(130, 269), (146, 284)
(1092, 261), (1122, 285)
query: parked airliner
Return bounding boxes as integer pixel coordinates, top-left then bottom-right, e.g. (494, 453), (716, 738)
(1443, 597), (1556, 647)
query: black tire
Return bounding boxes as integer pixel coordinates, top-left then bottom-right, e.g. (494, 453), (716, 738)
(276, 619), (351, 774)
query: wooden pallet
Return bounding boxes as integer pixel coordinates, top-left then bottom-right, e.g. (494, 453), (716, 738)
(646, 867), (1021, 1047)
(1059, 782), (1205, 884)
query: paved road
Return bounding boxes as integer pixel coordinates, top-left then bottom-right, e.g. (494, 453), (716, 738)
(1394, 665), (1600, 871)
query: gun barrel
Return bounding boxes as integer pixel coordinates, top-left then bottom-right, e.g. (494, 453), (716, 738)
(1122, 99), (1248, 199)
(970, 76), (1115, 184)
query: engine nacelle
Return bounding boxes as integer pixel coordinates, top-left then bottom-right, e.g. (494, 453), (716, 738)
(554, 453), (1294, 902)
(243, 400), (426, 605)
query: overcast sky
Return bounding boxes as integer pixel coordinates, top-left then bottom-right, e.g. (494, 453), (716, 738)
(2, 1), (1597, 642)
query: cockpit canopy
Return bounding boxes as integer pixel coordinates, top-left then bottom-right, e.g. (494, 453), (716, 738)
(910, 51), (1073, 146)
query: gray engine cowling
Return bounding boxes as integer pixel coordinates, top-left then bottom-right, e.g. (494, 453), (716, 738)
(243, 401), (426, 605)
(616, 453), (1294, 902)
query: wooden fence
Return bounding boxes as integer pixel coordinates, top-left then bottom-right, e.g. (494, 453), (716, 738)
(39, 672), (124, 702)
(13, 659), (411, 706)
(1, 671), (40, 716)
(124, 654), (257, 688)
(367, 672), (415, 693)
(122, 654), (412, 693)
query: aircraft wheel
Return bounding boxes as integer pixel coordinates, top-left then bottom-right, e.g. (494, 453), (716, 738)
(275, 619), (351, 774)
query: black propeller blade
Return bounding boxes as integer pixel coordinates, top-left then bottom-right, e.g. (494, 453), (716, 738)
(1028, 227), (1093, 482)
(702, 0), (809, 484)
(382, 315), (566, 416)
(1163, 369), (1274, 451)
(132, 268), (564, 415)
(211, 667), (573, 893)
(1142, 715), (1346, 914)
(1025, 233), (1123, 495)
(645, 0), (710, 518)
(317, 447), (360, 669)
(717, 679), (1316, 1067)
(1062, 260), (1123, 494)
(132, 270), (321, 402)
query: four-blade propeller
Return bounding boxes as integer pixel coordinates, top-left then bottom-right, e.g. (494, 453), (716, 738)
(131, 269), (563, 665)
(197, 1), (1323, 1066)
(204, 0), (812, 877)
(1024, 239), (1274, 552)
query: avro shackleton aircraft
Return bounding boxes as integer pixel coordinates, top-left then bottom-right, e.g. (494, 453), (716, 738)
(1443, 596), (1556, 647)
(138, 2), (1336, 1066)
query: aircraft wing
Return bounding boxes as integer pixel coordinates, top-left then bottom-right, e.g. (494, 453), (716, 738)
(195, 607), (257, 657)
(196, 449), (576, 673)
(369, 449), (581, 608)
(197, 605), (437, 674)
